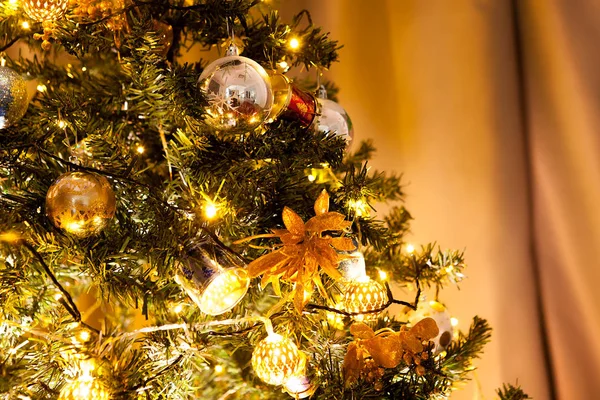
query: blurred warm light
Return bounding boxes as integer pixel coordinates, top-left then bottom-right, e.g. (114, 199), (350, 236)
(79, 330), (90, 342)
(204, 201), (218, 219)
(21, 21), (30, 30)
(288, 37), (300, 50)
(0, 231), (21, 243)
(37, 83), (47, 92)
(378, 269), (388, 281)
(173, 303), (184, 314)
(451, 317), (459, 327)
(214, 364), (224, 374)
(136, 145), (145, 154)
(57, 120), (66, 128)
(307, 174), (316, 182)
(348, 198), (368, 217)
(278, 61), (288, 69)
(405, 243), (415, 254)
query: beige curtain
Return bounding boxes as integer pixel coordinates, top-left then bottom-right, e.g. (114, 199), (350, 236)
(281, 0), (600, 398)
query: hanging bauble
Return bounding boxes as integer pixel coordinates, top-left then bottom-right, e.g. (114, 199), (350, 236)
(407, 300), (454, 354)
(251, 333), (304, 386)
(315, 85), (354, 147)
(337, 251), (367, 282)
(267, 73), (317, 126)
(22, 0), (68, 22)
(152, 20), (173, 57)
(58, 378), (110, 400)
(198, 44), (273, 133)
(45, 171), (116, 238)
(59, 360), (110, 400)
(284, 374), (316, 399)
(0, 66), (29, 129)
(175, 236), (249, 316)
(343, 278), (389, 321)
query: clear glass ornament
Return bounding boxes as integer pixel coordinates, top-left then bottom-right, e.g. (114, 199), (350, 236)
(284, 374), (315, 399)
(175, 236), (249, 316)
(315, 85), (354, 147)
(45, 171), (116, 238)
(0, 66), (28, 129)
(198, 45), (273, 132)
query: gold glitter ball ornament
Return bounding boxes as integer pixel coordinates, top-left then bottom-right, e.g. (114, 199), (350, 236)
(45, 171), (116, 238)
(251, 333), (304, 386)
(22, 0), (69, 22)
(0, 66), (28, 129)
(343, 278), (389, 320)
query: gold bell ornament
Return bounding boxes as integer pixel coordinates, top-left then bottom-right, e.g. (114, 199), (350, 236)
(175, 235), (250, 316)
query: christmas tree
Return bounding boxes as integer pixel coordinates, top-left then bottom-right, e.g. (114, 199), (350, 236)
(0, 0), (529, 399)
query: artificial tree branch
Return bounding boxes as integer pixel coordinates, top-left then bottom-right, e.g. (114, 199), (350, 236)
(22, 241), (101, 335)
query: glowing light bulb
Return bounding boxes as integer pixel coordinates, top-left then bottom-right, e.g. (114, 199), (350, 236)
(21, 21), (30, 30)
(405, 243), (415, 254)
(307, 174), (316, 182)
(288, 37), (300, 50)
(79, 330), (90, 342)
(378, 269), (388, 281)
(204, 202), (218, 219)
(57, 120), (66, 128)
(136, 145), (145, 154)
(214, 364), (224, 374)
(37, 83), (47, 92)
(173, 304), (184, 314)
(451, 317), (459, 327)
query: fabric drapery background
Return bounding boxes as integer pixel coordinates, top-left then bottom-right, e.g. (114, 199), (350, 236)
(280, 0), (600, 399)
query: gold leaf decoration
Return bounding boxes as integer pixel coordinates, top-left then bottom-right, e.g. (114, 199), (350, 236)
(238, 190), (354, 312)
(343, 317), (440, 389)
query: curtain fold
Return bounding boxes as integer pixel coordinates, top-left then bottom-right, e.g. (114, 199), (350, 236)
(279, 0), (572, 398)
(517, 1), (600, 399)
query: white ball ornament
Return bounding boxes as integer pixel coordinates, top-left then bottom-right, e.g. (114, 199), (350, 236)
(408, 300), (454, 354)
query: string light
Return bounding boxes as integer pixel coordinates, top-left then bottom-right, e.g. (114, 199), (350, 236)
(173, 303), (184, 314)
(37, 83), (47, 92)
(78, 330), (90, 342)
(21, 21), (30, 30)
(450, 317), (459, 327)
(377, 269), (388, 281)
(135, 145), (145, 154)
(56, 120), (66, 128)
(348, 198), (369, 217)
(288, 37), (300, 50)
(405, 243), (415, 254)
(214, 364), (224, 374)
(204, 201), (218, 219)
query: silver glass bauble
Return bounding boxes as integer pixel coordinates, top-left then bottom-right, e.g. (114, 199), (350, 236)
(315, 85), (353, 147)
(198, 45), (273, 132)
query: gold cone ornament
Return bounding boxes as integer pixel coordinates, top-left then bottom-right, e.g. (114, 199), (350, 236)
(45, 171), (117, 238)
(343, 277), (389, 321)
(175, 236), (249, 316)
(251, 333), (304, 386)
